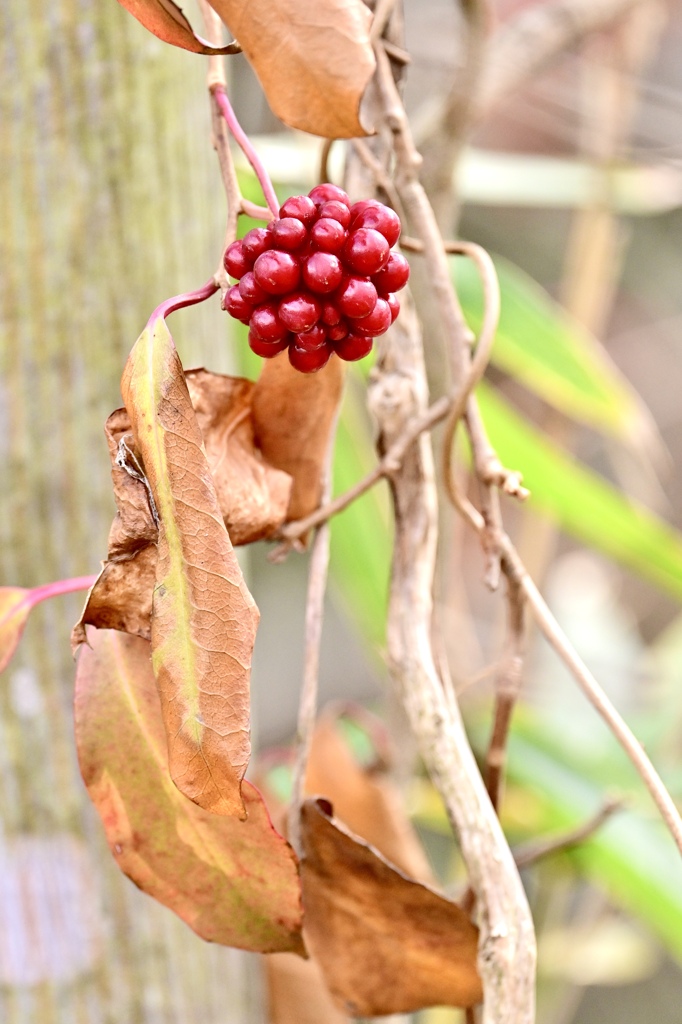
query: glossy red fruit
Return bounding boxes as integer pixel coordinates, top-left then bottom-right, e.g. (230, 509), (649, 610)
(223, 285), (253, 320)
(309, 183), (350, 208)
(332, 332), (374, 362)
(344, 228), (390, 275)
(253, 250), (301, 295)
(280, 194), (316, 225)
(349, 199), (383, 220)
(318, 200), (351, 229)
(294, 324), (328, 351)
(250, 302), (288, 342)
(241, 227), (271, 262)
(336, 276), (378, 319)
(352, 204), (401, 247)
(372, 251), (410, 293)
(386, 292), (400, 322)
(268, 217), (307, 252)
(327, 321), (349, 342)
(321, 302), (342, 326)
(248, 329), (290, 358)
(289, 341), (333, 373)
(278, 291), (322, 332)
(303, 252), (343, 294)
(223, 241), (250, 279)
(310, 218), (347, 254)
(238, 271), (269, 306)
(354, 297), (392, 336)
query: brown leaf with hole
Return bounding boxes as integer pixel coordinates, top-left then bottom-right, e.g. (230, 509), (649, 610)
(75, 629), (304, 954)
(300, 799), (482, 1016)
(118, 317), (259, 817)
(252, 352), (345, 523)
(115, 0), (241, 54)
(305, 710), (436, 884)
(206, 0), (375, 137)
(72, 370), (291, 647)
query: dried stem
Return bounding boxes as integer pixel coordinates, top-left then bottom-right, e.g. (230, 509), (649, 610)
(514, 797), (625, 869)
(485, 573), (526, 812)
(287, 420), (338, 858)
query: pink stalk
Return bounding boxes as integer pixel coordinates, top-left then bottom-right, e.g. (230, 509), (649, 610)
(212, 85), (280, 219)
(148, 278), (219, 329)
(22, 575), (98, 612)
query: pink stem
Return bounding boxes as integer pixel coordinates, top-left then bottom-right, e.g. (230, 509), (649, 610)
(148, 278), (219, 329)
(212, 85), (280, 219)
(27, 575), (98, 610)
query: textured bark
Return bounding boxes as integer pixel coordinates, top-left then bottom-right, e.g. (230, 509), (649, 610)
(0, 0), (261, 1019)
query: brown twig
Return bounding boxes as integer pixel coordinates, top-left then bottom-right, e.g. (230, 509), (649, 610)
(318, 138), (335, 185)
(286, 416), (338, 858)
(513, 797), (625, 869)
(484, 573), (526, 812)
(350, 137), (405, 218)
(369, 0), (400, 44)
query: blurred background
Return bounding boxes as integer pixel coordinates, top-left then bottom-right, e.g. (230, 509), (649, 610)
(1, 0), (682, 1021)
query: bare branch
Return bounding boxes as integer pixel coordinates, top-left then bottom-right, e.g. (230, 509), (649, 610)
(514, 797), (625, 869)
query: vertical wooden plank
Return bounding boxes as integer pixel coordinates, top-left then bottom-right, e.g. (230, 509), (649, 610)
(0, 1), (255, 1021)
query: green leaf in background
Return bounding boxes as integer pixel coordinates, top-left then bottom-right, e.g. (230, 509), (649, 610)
(453, 254), (657, 451)
(477, 382), (682, 603)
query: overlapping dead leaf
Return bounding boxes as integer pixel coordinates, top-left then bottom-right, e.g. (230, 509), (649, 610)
(75, 629), (304, 953)
(115, 0), (240, 54)
(301, 799), (483, 1016)
(207, 0), (375, 137)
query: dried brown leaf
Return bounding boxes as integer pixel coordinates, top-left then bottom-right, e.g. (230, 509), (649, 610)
(115, 0), (240, 54)
(0, 588), (31, 674)
(206, 0), (375, 137)
(301, 799), (482, 1016)
(252, 352), (345, 523)
(73, 370), (290, 646)
(120, 317), (259, 817)
(75, 629), (304, 954)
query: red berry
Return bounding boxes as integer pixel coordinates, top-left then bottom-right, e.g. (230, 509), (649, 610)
(303, 252), (343, 294)
(344, 228), (390, 275)
(238, 271), (269, 306)
(336, 276), (378, 319)
(349, 199), (383, 220)
(280, 194), (316, 225)
(268, 217), (307, 252)
(253, 250), (301, 295)
(321, 302), (342, 326)
(372, 251), (410, 293)
(248, 329), (290, 358)
(278, 291), (321, 332)
(332, 332), (374, 362)
(352, 204), (401, 247)
(327, 321), (349, 342)
(386, 292), (400, 322)
(223, 241), (250, 279)
(309, 183), (350, 208)
(354, 297), (392, 337)
(250, 302), (288, 342)
(223, 285), (253, 320)
(294, 324), (328, 351)
(318, 200), (351, 229)
(241, 227), (271, 262)
(310, 218), (347, 254)
(289, 342), (333, 373)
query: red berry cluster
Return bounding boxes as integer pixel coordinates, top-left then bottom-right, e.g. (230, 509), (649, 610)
(222, 184), (410, 373)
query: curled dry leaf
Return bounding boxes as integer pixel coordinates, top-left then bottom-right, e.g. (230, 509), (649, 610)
(120, 318), (259, 817)
(206, 0), (375, 137)
(0, 588), (31, 674)
(252, 352), (345, 523)
(75, 629), (304, 954)
(72, 370), (290, 643)
(300, 799), (482, 1016)
(114, 0), (241, 55)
